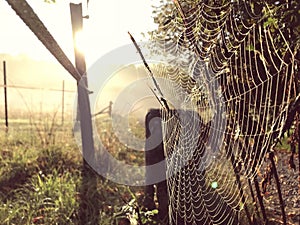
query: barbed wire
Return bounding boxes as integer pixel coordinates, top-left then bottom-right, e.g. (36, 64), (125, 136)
(0, 84), (75, 93)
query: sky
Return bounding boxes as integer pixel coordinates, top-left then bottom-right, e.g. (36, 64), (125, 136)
(0, 0), (157, 66)
(0, 0), (159, 116)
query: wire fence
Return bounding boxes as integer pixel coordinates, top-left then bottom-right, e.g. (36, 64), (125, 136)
(0, 81), (76, 129)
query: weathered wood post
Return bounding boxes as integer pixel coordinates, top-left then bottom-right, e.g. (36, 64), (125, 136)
(70, 2), (95, 171)
(144, 109), (168, 222)
(61, 80), (64, 125)
(3, 61), (8, 131)
(70, 3), (98, 224)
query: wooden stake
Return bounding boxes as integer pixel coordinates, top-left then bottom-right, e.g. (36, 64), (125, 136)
(3, 61), (8, 130)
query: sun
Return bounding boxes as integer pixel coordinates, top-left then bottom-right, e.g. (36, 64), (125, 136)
(74, 29), (88, 55)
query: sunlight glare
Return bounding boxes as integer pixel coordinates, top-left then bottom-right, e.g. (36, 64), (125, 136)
(74, 30), (88, 55)
(211, 181), (218, 189)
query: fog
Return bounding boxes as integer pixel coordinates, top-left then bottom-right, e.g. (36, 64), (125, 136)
(0, 54), (161, 121)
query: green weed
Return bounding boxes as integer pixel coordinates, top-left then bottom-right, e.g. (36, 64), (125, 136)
(0, 118), (157, 225)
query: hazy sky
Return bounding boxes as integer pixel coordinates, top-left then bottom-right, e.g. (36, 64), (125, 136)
(0, 0), (157, 66)
(0, 0), (159, 117)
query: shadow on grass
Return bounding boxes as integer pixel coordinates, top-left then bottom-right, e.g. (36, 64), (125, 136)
(78, 161), (100, 225)
(0, 166), (34, 198)
(0, 146), (80, 200)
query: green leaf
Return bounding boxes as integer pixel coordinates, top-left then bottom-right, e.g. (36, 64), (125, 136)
(246, 44), (254, 51)
(264, 17), (277, 28)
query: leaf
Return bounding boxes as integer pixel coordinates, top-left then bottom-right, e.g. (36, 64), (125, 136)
(44, 0), (55, 3)
(263, 17), (277, 28)
(245, 44), (254, 51)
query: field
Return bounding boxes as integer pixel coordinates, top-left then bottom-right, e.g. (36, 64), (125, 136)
(0, 112), (298, 225)
(0, 113), (158, 225)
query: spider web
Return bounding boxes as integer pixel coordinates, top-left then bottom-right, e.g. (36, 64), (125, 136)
(147, 0), (298, 224)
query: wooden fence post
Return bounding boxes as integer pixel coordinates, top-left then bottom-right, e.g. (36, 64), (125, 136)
(70, 3), (98, 224)
(70, 2), (95, 167)
(61, 80), (65, 125)
(3, 61), (8, 131)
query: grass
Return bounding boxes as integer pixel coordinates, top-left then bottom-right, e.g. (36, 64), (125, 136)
(94, 114), (146, 167)
(1, 111), (293, 225)
(0, 171), (80, 224)
(0, 118), (254, 225)
(0, 115), (158, 225)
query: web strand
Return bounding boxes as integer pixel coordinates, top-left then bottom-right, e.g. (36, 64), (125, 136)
(149, 0), (297, 224)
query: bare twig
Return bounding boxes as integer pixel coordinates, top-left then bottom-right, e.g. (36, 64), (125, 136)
(254, 176), (268, 225)
(147, 84), (170, 112)
(269, 151), (287, 225)
(128, 32), (170, 113)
